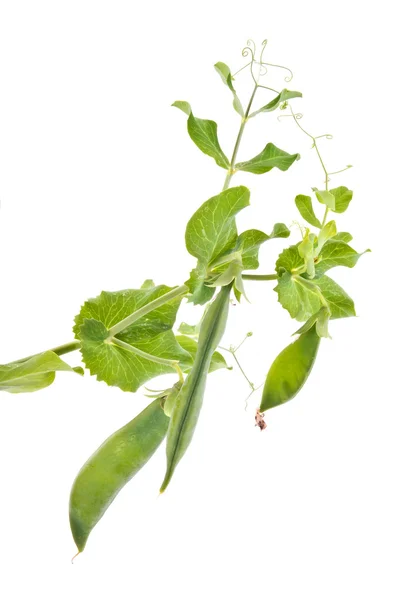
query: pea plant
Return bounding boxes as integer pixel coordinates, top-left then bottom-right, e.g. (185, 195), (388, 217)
(0, 40), (368, 556)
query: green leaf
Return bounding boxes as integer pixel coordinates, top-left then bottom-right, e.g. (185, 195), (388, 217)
(312, 188), (335, 210)
(74, 285), (190, 392)
(316, 220), (337, 254)
(293, 307), (330, 337)
(185, 186), (250, 304)
(0, 351), (82, 393)
(295, 194), (322, 228)
(176, 335), (229, 373)
(298, 229), (317, 278)
(185, 267), (215, 305)
(237, 230), (269, 270)
(172, 100), (191, 116)
(332, 232), (353, 243)
(314, 240), (370, 277)
(172, 101), (230, 168)
(219, 223), (290, 272)
(214, 62), (244, 117)
(186, 186), (250, 264)
(269, 223), (291, 239)
(177, 322), (199, 336)
(236, 143), (300, 175)
(275, 244), (303, 274)
(275, 272), (355, 321)
(249, 89), (302, 118)
(330, 186), (353, 213)
(140, 279), (156, 289)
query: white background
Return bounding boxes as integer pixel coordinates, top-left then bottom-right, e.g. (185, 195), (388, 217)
(0, 1), (398, 598)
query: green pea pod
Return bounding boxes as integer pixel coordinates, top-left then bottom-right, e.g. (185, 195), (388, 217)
(160, 284), (232, 492)
(260, 324), (320, 411)
(69, 398), (169, 553)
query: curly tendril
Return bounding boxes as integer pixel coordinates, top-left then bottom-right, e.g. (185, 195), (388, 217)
(243, 39), (256, 58)
(260, 62), (294, 82)
(234, 38), (294, 87)
(259, 39), (268, 63)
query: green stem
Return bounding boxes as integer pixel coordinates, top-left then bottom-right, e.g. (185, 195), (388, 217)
(14, 340), (81, 364)
(231, 352), (254, 390)
(288, 105), (332, 226)
(223, 84), (258, 190)
(321, 206), (330, 228)
(242, 273), (278, 281)
(109, 337), (183, 382)
(49, 341), (81, 356)
(107, 284), (188, 339)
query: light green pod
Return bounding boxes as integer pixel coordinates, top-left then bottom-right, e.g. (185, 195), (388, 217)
(261, 325), (320, 411)
(160, 283), (232, 492)
(69, 398), (169, 552)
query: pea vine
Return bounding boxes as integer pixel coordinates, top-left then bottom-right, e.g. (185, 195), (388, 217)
(0, 39), (369, 556)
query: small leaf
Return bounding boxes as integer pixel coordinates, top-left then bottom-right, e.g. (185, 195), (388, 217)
(314, 240), (370, 276)
(177, 322), (199, 337)
(141, 279), (156, 289)
(172, 101), (230, 168)
(293, 307), (328, 336)
(236, 143), (300, 175)
(176, 335), (229, 373)
(237, 230), (269, 270)
(214, 62), (244, 117)
(185, 186), (250, 304)
(275, 244), (304, 274)
(74, 285), (190, 392)
(249, 89), (302, 118)
(172, 100), (191, 116)
(295, 194), (322, 228)
(316, 220), (337, 254)
(270, 223), (291, 239)
(332, 231), (353, 243)
(330, 186), (353, 213)
(232, 223), (290, 271)
(0, 351), (82, 394)
(298, 229), (317, 278)
(312, 188), (336, 210)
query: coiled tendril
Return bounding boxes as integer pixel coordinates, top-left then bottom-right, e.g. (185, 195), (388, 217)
(233, 38), (294, 85)
(278, 107), (351, 185)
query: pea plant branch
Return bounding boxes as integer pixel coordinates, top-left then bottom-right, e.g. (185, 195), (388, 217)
(0, 38), (369, 556)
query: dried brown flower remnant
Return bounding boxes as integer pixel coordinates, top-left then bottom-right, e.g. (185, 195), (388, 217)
(255, 408), (267, 431)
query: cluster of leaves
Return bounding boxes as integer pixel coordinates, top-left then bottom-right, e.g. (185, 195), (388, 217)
(276, 186), (369, 337)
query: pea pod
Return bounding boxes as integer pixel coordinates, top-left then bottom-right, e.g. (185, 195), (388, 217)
(260, 324), (320, 411)
(69, 398), (169, 553)
(160, 284), (232, 492)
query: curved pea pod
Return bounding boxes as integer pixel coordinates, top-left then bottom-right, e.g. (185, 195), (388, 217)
(160, 284), (232, 493)
(260, 324), (320, 411)
(69, 398), (169, 553)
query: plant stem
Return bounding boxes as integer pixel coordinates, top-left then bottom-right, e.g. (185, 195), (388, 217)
(107, 284), (188, 339)
(321, 206), (330, 228)
(231, 352), (254, 389)
(223, 84), (258, 190)
(13, 340), (81, 364)
(242, 273), (278, 281)
(49, 341), (81, 356)
(109, 337), (184, 382)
